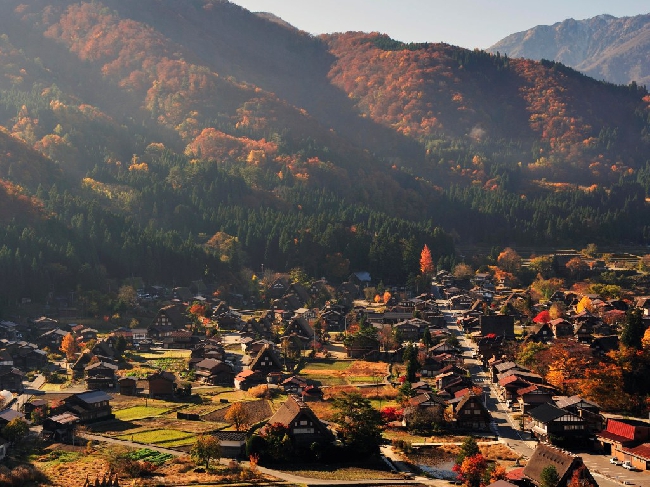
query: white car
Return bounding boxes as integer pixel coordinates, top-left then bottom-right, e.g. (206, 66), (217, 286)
(610, 457), (622, 466)
(622, 461), (635, 470)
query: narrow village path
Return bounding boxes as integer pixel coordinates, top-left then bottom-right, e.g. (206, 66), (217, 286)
(12, 373), (46, 411)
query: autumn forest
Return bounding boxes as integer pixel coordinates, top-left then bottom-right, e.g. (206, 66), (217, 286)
(0, 0), (649, 304)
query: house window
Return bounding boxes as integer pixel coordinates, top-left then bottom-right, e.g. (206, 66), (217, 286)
(293, 428), (314, 434)
(474, 409), (481, 414)
(300, 420), (308, 426)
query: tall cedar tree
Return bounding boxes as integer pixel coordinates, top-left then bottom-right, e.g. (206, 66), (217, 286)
(332, 391), (382, 457)
(621, 308), (644, 349)
(456, 436), (480, 465)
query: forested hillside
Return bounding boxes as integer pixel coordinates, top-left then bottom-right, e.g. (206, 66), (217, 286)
(0, 0), (648, 305)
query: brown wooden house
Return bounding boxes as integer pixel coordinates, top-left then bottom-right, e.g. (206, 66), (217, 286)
(517, 384), (556, 413)
(522, 443), (597, 487)
(62, 390), (113, 423)
(194, 358), (235, 386)
(261, 395), (333, 447)
(84, 361), (118, 390)
(42, 412), (79, 442)
(452, 392), (491, 431)
(118, 377), (138, 396)
(527, 403), (587, 444)
(249, 344), (283, 375)
(148, 304), (188, 338)
(147, 371), (176, 398)
(0, 366), (23, 393)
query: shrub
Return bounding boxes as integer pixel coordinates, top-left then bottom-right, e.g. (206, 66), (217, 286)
(391, 438), (412, 453)
(247, 384), (269, 398)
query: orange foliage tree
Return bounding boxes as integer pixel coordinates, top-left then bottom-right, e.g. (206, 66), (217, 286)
(578, 363), (635, 412)
(60, 333), (79, 361)
(453, 453), (488, 487)
(420, 244), (434, 276)
(538, 340), (594, 394)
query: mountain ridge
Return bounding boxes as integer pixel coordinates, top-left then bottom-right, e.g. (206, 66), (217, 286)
(488, 13), (650, 86)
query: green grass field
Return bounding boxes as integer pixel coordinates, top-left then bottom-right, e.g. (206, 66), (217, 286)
(117, 429), (194, 444)
(301, 360), (353, 371)
(113, 406), (171, 421)
(155, 436), (200, 447)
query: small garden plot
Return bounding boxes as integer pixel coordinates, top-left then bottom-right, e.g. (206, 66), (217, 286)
(126, 448), (174, 465)
(176, 403), (226, 416)
(155, 436), (199, 448)
(149, 357), (188, 373)
(117, 429), (194, 445)
(114, 406), (171, 421)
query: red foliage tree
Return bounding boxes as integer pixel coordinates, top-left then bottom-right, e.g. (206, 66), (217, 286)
(453, 453), (488, 487)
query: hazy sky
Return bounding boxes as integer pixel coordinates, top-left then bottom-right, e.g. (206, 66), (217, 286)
(229, 0), (649, 49)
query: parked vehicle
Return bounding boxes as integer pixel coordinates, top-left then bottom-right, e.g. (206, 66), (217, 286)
(622, 461), (635, 470)
(610, 457), (622, 466)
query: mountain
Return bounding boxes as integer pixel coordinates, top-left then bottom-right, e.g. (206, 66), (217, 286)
(488, 14), (650, 86)
(0, 0), (648, 305)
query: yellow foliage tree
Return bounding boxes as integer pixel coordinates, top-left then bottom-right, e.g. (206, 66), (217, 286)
(642, 328), (650, 350)
(576, 296), (593, 314)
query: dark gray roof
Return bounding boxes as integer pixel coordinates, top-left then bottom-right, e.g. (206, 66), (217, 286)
(528, 403), (581, 423)
(49, 412), (80, 424)
(213, 431), (247, 441)
(75, 390), (112, 404)
(555, 395), (599, 410)
(0, 409), (23, 422)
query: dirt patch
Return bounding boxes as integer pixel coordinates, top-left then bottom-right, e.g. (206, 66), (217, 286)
(348, 361), (388, 376)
